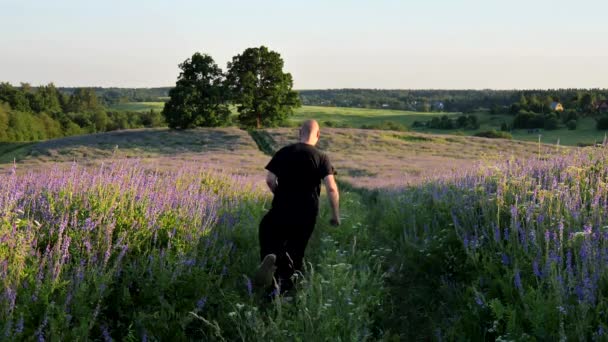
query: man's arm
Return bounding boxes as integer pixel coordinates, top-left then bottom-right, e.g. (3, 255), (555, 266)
(266, 171), (278, 194)
(324, 175), (340, 226)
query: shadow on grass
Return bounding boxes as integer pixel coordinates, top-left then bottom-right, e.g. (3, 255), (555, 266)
(0, 142), (38, 164)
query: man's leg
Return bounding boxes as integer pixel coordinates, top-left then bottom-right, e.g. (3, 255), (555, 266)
(276, 219), (316, 293)
(255, 212), (283, 288)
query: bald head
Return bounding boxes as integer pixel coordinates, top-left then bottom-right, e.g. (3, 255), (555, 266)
(299, 120), (320, 146)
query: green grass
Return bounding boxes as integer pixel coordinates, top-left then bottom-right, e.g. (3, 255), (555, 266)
(292, 106), (608, 146)
(291, 105), (459, 128)
(108, 102), (166, 112)
(510, 117), (608, 146)
(105, 103), (608, 146)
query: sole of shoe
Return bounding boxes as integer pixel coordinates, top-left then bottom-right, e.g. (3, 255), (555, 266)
(254, 254), (277, 288)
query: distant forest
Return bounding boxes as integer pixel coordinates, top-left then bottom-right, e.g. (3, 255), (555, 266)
(3, 83), (608, 142)
(298, 89), (608, 113)
(0, 83), (164, 142)
(55, 87), (608, 114)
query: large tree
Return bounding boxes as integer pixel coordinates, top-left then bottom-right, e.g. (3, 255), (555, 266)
(163, 53), (230, 129)
(226, 46), (300, 128)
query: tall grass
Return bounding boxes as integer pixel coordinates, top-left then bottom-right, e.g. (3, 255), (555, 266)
(5, 146), (608, 340)
(372, 148), (608, 340)
(0, 161), (386, 340)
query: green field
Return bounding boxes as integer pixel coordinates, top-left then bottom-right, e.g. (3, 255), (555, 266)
(109, 102), (608, 146)
(109, 101), (166, 112)
(291, 105), (461, 127)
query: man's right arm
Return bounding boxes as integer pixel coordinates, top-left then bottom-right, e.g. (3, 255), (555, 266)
(324, 175), (340, 226)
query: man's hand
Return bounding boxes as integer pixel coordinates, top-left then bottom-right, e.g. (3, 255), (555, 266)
(329, 217), (341, 227)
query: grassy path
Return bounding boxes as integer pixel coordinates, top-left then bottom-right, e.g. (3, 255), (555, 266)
(240, 130), (411, 339)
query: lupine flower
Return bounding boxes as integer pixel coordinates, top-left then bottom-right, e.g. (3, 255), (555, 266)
(532, 259), (541, 278)
(196, 297), (207, 310)
(501, 253), (510, 265)
(245, 276), (253, 297)
(514, 270), (522, 291)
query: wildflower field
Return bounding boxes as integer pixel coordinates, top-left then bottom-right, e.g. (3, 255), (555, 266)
(2, 127), (608, 340)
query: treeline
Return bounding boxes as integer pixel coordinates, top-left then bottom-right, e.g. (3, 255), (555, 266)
(299, 89), (608, 113)
(0, 83), (164, 142)
(58, 87), (171, 105)
(413, 114), (480, 130)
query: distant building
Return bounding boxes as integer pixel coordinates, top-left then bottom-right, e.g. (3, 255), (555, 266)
(432, 101), (445, 111)
(596, 100), (608, 113)
(550, 102), (564, 112)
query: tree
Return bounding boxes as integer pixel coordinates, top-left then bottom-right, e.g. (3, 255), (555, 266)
(580, 93), (595, 113)
(226, 46), (300, 128)
(0, 83), (31, 112)
(93, 110), (109, 132)
(163, 53), (230, 129)
(67, 88), (100, 113)
(31, 83), (63, 114)
(0, 102), (9, 141)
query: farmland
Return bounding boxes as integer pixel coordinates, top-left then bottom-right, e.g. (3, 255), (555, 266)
(2, 125), (603, 340)
(111, 102), (608, 146)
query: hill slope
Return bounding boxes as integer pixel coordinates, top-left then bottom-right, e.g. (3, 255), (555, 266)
(0, 127), (570, 188)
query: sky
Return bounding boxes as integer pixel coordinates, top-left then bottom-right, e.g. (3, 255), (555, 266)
(1, 0), (607, 89)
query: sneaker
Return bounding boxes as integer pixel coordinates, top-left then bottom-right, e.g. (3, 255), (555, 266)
(254, 254), (277, 288)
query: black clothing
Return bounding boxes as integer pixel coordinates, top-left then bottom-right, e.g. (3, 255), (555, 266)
(259, 210), (316, 292)
(259, 143), (335, 292)
(265, 143), (335, 216)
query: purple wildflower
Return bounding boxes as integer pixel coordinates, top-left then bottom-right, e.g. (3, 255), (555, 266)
(493, 224), (500, 242)
(101, 325), (112, 342)
(474, 294), (484, 306)
(532, 259), (541, 277)
(15, 316), (23, 334)
(196, 296), (207, 310)
(514, 269), (522, 291)
(501, 253), (510, 265)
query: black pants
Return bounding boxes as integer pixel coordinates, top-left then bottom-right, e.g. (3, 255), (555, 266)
(259, 208), (317, 292)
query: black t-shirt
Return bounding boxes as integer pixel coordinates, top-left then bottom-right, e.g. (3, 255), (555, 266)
(265, 143), (335, 216)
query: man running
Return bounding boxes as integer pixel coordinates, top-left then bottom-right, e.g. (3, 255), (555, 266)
(254, 120), (340, 295)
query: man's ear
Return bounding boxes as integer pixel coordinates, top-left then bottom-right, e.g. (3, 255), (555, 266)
(316, 130), (320, 138)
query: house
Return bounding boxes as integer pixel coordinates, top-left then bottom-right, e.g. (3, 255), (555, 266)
(596, 100), (608, 113)
(432, 101), (445, 111)
(550, 102), (564, 112)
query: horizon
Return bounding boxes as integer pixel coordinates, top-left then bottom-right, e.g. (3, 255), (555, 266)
(2, 0), (607, 89)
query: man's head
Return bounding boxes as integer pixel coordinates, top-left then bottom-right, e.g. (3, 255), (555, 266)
(299, 120), (320, 146)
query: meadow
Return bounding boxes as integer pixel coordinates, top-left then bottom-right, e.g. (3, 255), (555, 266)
(109, 102), (166, 113)
(2, 125), (608, 340)
(111, 102), (608, 146)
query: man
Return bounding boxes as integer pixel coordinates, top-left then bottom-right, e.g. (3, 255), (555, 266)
(254, 120), (340, 295)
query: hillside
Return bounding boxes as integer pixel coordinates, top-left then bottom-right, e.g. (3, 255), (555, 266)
(110, 102), (608, 146)
(0, 127), (570, 188)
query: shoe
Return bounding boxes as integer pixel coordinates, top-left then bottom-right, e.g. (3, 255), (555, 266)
(254, 254), (277, 288)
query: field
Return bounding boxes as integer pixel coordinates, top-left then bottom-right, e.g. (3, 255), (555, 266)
(111, 102), (608, 146)
(0, 127), (567, 188)
(2, 126), (608, 340)
(109, 102), (166, 112)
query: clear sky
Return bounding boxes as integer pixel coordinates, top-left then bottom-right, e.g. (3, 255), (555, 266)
(1, 0), (607, 89)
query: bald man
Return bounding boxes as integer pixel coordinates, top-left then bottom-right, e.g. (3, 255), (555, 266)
(254, 120), (340, 295)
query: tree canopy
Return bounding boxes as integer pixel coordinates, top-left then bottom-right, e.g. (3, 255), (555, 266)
(226, 46), (300, 128)
(162, 53), (230, 129)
